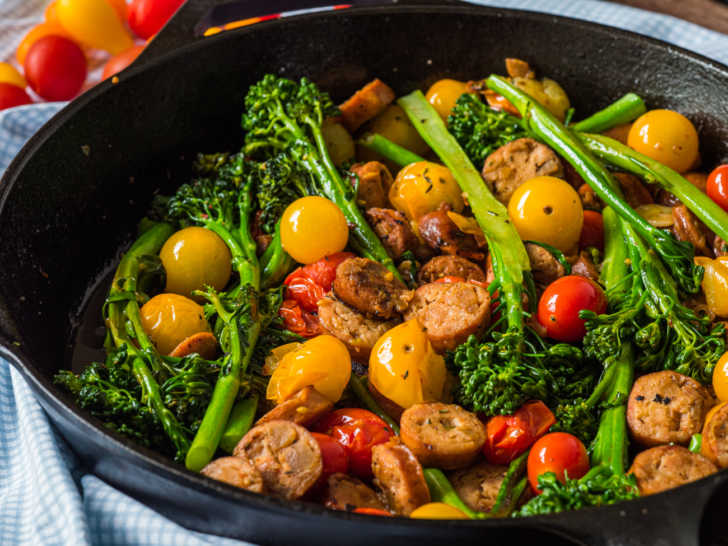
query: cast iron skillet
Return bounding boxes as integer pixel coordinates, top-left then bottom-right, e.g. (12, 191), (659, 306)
(1, 1), (728, 544)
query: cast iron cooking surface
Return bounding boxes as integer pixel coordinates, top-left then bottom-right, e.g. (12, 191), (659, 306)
(2, 4), (728, 545)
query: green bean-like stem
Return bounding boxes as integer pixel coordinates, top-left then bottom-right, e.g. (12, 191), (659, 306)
(689, 433), (703, 454)
(260, 223), (295, 289)
(570, 93), (646, 133)
(219, 395), (259, 453)
(358, 133), (426, 166)
(489, 451), (529, 517)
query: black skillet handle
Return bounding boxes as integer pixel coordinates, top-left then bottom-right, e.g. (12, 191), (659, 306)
(138, 0), (468, 65)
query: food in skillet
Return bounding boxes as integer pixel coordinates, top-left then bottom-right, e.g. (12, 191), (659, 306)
(55, 58), (728, 519)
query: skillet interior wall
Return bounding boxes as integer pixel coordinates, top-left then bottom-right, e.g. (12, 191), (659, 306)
(1, 6), (728, 377)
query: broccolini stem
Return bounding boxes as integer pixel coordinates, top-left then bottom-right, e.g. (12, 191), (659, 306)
(570, 93), (646, 133)
(490, 450), (529, 517)
(219, 394), (259, 453)
(260, 223), (295, 289)
(349, 374), (399, 432)
(357, 133), (426, 166)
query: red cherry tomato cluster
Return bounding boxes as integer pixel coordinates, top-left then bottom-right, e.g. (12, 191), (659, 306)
(527, 432), (590, 493)
(537, 275), (607, 342)
(482, 400), (556, 465)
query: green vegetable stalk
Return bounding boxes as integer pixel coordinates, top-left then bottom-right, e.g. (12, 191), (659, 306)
(570, 93), (646, 133)
(358, 133), (426, 166)
(219, 395), (259, 453)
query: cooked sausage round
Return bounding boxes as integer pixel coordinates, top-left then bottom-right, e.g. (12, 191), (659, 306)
(482, 138), (563, 205)
(339, 79), (396, 132)
(418, 206), (483, 260)
(702, 402), (728, 468)
(449, 462), (508, 512)
(404, 282), (491, 353)
(333, 257), (412, 319)
(614, 172), (653, 209)
(400, 402), (486, 469)
(571, 251), (600, 282)
(526, 243), (566, 287)
(323, 473), (387, 512)
(417, 255), (486, 285)
(628, 445), (717, 495)
(200, 456), (264, 493)
(366, 207), (418, 260)
(318, 296), (399, 361)
(234, 420), (322, 500)
(256, 386), (333, 427)
(627, 370), (713, 446)
(351, 162), (393, 209)
(371, 438), (431, 515)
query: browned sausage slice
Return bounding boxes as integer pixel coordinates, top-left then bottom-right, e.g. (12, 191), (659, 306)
(417, 206), (484, 260)
(672, 204), (711, 256)
(627, 370), (713, 447)
(333, 257), (412, 319)
(323, 473), (387, 512)
(339, 79), (396, 132)
(417, 255), (486, 285)
(366, 207), (418, 260)
(526, 243), (565, 287)
(614, 172), (653, 209)
(256, 386), (333, 427)
(404, 282), (491, 353)
(449, 462), (508, 512)
(371, 438), (431, 515)
(482, 138), (563, 205)
(702, 402), (728, 468)
(317, 296), (399, 361)
(400, 402), (486, 469)
(233, 420), (322, 500)
(571, 251), (600, 282)
(200, 456), (264, 493)
(628, 445), (717, 495)
(350, 162), (393, 209)
(169, 332), (218, 359)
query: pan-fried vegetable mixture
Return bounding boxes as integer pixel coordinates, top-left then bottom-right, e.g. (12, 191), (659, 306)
(56, 58), (728, 519)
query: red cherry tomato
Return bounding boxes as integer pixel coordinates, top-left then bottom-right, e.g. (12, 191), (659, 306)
(311, 432), (349, 490)
(284, 273), (326, 313)
(314, 408), (395, 479)
(483, 400), (556, 465)
(537, 275), (607, 342)
(0, 83), (32, 111)
(278, 299), (321, 338)
(128, 0), (185, 39)
(527, 432), (589, 494)
(352, 508), (391, 516)
(298, 251), (355, 291)
(707, 164), (728, 213)
(102, 44), (145, 80)
(24, 36), (86, 101)
(579, 210), (604, 251)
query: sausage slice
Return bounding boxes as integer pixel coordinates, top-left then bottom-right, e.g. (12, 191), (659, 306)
(404, 281), (490, 352)
(200, 456), (264, 493)
(371, 438), (431, 515)
(449, 462), (508, 512)
(613, 172), (653, 209)
(627, 370), (713, 446)
(628, 445), (717, 495)
(234, 420), (322, 500)
(366, 207), (419, 260)
(702, 402), (728, 468)
(571, 251), (600, 282)
(672, 204), (711, 256)
(526, 243), (565, 287)
(333, 257), (412, 319)
(256, 386), (333, 427)
(400, 402), (486, 469)
(351, 162), (393, 209)
(417, 255), (486, 285)
(323, 473), (387, 512)
(417, 206), (484, 260)
(339, 79), (396, 132)
(482, 138), (563, 205)
(317, 296), (399, 361)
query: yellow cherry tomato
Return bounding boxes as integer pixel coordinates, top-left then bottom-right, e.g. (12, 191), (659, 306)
(695, 256), (728, 318)
(262, 342), (303, 376)
(321, 119), (354, 167)
(389, 161), (464, 223)
(508, 176), (583, 253)
(56, 0), (134, 55)
(410, 503), (469, 520)
(425, 79), (468, 121)
(16, 22), (72, 66)
(513, 77), (570, 121)
(369, 319), (446, 410)
(0, 63), (26, 89)
(602, 122), (632, 145)
(627, 109), (699, 173)
(280, 196), (349, 264)
(106, 0), (128, 21)
(713, 352), (728, 403)
(266, 335), (351, 403)
(359, 104), (430, 159)
(159, 227), (232, 299)
(140, 293), (211, 355)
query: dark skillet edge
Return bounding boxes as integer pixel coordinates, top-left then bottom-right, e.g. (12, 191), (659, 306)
(0, 3), (727, 544)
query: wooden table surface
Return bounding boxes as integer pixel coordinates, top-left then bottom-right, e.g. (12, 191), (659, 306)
(615, 0), (728, 34)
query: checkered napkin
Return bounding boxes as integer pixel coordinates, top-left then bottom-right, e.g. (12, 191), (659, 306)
(2, 1), (728, 544)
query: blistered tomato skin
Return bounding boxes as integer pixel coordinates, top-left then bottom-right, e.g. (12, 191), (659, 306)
(507, 176), (583, 253)
(139, 293), (211, 355)
(712, 352), (728, 402)
(425, 79), (468, 121)
(389, 161), (464, 222)
(311, 432), (349, 489)
(537, 275), (607, 342)
(280, 196), (349, 264)
(627, 109), (699, 173)
(527, 432), (589, 494)
(707, 165), (728, 212)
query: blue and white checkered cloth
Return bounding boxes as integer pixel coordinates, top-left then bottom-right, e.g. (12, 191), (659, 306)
(3, 1), (728, 544)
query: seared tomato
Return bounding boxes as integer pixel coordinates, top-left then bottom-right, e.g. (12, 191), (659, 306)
(627, 109), (699, 173)
(537, 275), (607, 342)
(707, 164), (728, 213)
(283, 252), (355, 312)
(314, 408), (395, 479)
(527, 432), (589, 493)
(139, 293), (210, 355)
(279, 299), (321, 338)
(410, 502), (469, 519)
(353, 508), (391, 516)
(425, 79), (468, 121)
(483, 400), (556, 465)
(713, 351), (728, 402)
(311, 432), (349, 490)
(281, 196), (349, 264)
(579, 210), (604, 250)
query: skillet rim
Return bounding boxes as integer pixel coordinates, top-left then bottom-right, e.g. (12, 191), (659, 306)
(1, 2), (728, 537)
